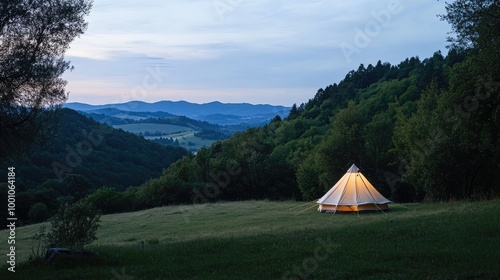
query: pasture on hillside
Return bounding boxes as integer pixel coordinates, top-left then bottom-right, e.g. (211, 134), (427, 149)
(113, 123), (194, 135)
(145, 131), (215, 151)
(1, 200), (499, 279)
(113, 123), (217, 151)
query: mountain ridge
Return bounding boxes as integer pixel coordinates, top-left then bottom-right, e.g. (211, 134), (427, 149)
(64, 100), (291, 118)
(65, 100), (290, 126)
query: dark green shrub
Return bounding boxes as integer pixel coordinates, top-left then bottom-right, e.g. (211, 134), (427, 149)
(47, 201), (101, 248)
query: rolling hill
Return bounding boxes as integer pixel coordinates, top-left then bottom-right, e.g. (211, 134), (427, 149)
(65, 100), (291, 126)
(78, 109), (234, 151)
(0, 108), (189, 190)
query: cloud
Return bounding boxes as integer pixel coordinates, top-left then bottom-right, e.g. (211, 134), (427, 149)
(65, 0), (451, 106)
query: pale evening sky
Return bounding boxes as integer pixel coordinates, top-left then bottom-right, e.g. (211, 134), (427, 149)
(63, 0), (451, 106)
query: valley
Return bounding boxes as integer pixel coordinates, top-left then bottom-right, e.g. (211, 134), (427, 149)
(70, 101), (290, 151)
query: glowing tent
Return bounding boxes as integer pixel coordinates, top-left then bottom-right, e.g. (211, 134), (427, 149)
(317, 164), (391, 213)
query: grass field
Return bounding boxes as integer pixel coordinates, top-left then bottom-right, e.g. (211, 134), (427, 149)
(1, 200), (499, 279)
(146, 131), (216, 151)
(113, 123), (217, 151)
(113, 123), (194, 135)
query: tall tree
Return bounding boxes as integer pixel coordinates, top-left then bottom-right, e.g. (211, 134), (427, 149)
(0, 0), (92, 160)
(440, 0), (499, 51)
(440, 0), (499, 75)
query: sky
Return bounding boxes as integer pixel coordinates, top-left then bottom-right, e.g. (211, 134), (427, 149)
(63, 0), (452, 106)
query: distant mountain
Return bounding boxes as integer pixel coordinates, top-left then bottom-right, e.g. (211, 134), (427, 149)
(64, 100), (290, 126)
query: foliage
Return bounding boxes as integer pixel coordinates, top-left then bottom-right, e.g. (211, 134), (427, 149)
(150, 137), (180, 146)
(1, 109), (189, 189)
(0, 108), (188, 224)
(296, 154), (321, 201)
(29, 225), (49, 262)
(440, 0), (499, 51)
(62, 173), (95, 202)
(393, 0), (500, 200)
(28, 202), (49, 223)
(194, 129), (230, 140)
(0, 0), (92, 160)
(47, 201), (101, 248)
(85, 186), (130, 214)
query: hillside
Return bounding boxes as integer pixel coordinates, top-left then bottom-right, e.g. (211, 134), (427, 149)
(81, 108), (174, 124)
(0, 108), (189, 224)
(2, 108), (188, 188)
(80, 109), (233, 151)
(2, 199), (499, 279)
(75, 106), (283, 152)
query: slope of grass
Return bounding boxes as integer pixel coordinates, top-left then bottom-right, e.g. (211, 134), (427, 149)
(113, 123), (194, 134)
(114, 123), (218, 151)
(1, 200), (499, 279)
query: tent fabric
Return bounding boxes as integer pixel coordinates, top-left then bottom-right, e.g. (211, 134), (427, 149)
(317, 164), (391, 213)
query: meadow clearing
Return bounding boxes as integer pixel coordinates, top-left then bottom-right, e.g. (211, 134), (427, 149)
(1, 199), (499, 279)
(113, 122), (218, 151)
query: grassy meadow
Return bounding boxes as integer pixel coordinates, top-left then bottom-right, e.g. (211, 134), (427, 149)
(113, 122), (216, 151)
(147, 131), (215, 151)
(1, 199), (499, 279)
(113, 123), (194, 135)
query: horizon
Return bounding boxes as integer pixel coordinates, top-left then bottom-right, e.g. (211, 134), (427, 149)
(65, 99), (292, 107)
(63, 0), (450, 107)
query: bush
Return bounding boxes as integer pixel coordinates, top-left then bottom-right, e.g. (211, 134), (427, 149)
(47, 201), (101, 248)
(28, 202), (49, 223)
(86, 186), (126, 214)
(29, 225), (49, 262)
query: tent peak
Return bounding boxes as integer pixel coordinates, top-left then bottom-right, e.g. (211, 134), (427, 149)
(347, 164), (359, 173)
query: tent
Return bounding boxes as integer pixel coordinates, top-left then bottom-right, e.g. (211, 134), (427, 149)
(317, 164), (391, 213)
